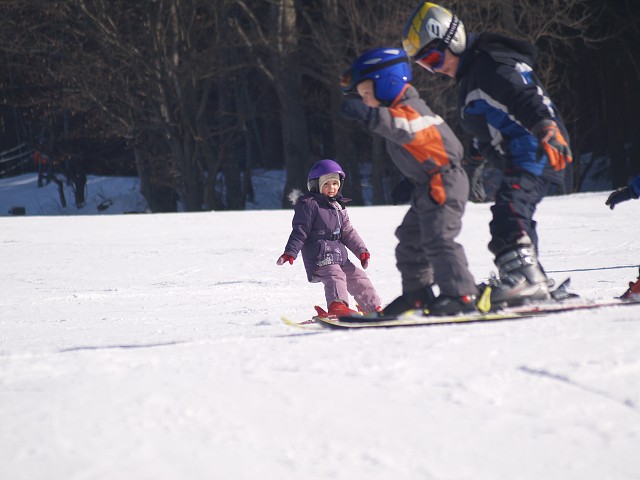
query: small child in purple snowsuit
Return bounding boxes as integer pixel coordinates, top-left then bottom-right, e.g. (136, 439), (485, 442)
(276, 159), (382, 316)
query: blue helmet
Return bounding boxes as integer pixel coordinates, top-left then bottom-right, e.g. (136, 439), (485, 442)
(307, 159), (345, 193)
(340, 48), (412, 104)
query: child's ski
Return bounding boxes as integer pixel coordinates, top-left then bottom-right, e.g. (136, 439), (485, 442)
(313, 298), (640, 330)
(281, 304), (364, 331)
(281, 278), (640, 331)
(280, 316), (324, 331)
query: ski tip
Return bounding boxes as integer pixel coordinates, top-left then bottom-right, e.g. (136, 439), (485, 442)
(281, 316), (323, 330)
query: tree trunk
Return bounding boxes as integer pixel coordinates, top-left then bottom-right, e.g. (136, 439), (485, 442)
(271, 0), (311, 206)
(134, 145), (177, 213)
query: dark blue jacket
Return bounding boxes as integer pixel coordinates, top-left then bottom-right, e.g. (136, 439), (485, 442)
(455, 32), (569, 184)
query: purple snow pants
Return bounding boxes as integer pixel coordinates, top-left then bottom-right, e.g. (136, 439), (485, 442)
(312, 260), (381, 313)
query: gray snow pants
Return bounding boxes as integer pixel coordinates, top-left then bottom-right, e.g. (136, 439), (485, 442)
(395, 164), (478, 297)
(312, 261), (381, 312)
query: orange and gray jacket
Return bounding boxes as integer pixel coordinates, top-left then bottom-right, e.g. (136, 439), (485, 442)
(363, 85), (464, 205)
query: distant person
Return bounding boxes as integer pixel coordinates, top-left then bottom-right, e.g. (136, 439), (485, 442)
(33, 145), (51, 188)
(605, 174), (640, 210)
(276, 159), (382, 316)
(606, 174), (640, 300)
(339, 47), (479, 316)
(402, 2), (573, 307)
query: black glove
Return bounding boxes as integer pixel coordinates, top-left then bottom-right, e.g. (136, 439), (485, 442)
(606, 186), (639, 210)
(391, 177), (414, 205)
(462, 153), (487, 203)
(340, 99), (371, 123)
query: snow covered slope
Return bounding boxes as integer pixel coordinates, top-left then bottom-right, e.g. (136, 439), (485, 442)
(0, 174), (147, 216)
(2, 186), (640, 480)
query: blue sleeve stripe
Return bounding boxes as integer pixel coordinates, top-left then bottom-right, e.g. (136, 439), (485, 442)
(463, 89), (546, 176)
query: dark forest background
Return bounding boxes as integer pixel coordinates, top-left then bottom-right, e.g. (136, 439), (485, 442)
(1, 0), (639, 212)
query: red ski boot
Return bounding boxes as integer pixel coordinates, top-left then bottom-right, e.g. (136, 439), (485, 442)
(327, 301), (360, 317)
(314, 305), (329, 318)
(621, 269), (640, 301)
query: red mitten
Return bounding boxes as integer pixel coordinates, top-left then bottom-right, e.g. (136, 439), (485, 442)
(359, 252), (370, 269)
(276, 254), (294, 265)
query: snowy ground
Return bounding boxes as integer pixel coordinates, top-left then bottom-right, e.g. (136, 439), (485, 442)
(2, 174), (640, 480)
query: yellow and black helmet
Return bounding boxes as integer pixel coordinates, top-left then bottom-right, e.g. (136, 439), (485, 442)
(402, 3), (466, 58)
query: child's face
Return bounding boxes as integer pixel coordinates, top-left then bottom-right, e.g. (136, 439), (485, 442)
(356, 80), (380, 108)
(321, 179), (340, 197)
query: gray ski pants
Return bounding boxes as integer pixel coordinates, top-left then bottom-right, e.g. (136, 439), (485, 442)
(312, 261), (381, 312)
(395, 165), (478, 297)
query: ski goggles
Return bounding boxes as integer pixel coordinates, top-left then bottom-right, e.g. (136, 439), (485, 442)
(415, 45), (446, 73)
(414, 15), (459, 73)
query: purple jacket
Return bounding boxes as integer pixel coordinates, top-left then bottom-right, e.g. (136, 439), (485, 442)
(283, 191), (369, 282)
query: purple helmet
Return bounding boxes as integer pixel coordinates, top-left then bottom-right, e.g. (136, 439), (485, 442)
(307, 159), (346, 193)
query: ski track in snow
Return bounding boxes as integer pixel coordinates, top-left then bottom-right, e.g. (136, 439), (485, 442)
(1, 179), (640, 479)
(517, 366), (638, 412)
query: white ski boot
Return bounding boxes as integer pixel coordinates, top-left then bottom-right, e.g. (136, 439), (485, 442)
(490, 237), (551, 307)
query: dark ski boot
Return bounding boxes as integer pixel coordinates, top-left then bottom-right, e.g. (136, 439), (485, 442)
(428, 294), (478, 316)
(383, 286), (436, 316)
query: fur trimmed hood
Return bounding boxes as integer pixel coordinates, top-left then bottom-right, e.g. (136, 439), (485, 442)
(287, 188), (304, 206)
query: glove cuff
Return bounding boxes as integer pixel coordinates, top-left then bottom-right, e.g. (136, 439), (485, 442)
(531, 119), (557, 138)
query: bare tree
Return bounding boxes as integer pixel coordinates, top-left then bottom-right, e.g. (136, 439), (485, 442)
(2, 0), (636, 211)
(0, 0), (251, 211)
(269, 0), (312, 206)
(64, 0), (226, 211)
